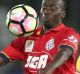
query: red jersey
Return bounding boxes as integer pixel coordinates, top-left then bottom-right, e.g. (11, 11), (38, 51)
(1, 23), (80, 74)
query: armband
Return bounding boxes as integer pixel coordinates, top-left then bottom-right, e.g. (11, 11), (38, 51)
(0, 53), (10, 63)
(59, 45), (74, 55)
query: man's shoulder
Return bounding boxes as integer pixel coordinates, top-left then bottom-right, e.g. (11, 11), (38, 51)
(62, 25), (79, 40)
(64, 26), (78, 34)
(11, 36), (27, 47)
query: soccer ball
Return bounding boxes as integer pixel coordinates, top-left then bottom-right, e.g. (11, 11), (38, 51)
(6, 4), (38, 36)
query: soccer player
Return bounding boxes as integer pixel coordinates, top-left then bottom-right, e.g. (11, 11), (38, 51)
(0, 0), (79, 74)
(37, 0), (80, 74)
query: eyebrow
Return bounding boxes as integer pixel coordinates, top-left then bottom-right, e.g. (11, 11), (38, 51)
(42, 3), (47, 6)
(42, 3), (56, 7)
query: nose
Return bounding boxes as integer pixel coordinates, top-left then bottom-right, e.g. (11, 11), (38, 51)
(44, 8), (51, 14)
(44, 10), (50, 14)
(41, 7), (51, 14)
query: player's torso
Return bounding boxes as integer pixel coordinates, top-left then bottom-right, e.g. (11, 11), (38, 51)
(23, 27), (70, 74)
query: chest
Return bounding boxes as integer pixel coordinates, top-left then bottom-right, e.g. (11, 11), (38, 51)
(24, 32), (64, 58)
(24, 32), (64, 70)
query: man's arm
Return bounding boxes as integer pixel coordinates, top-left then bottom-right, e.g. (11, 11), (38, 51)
(0, 53), (11, 67)
(37, 45), (73, 74)
(0, 57), (6, 66)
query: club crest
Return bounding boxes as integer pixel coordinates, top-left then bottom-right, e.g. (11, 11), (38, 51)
(45, 38), (55, 50)
(25, 40), (34, 52)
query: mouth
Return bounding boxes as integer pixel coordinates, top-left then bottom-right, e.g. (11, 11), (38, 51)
(44, 18), (49, 21)
(43, 17), (53, 22)
(43, 15), (54, 21)
(43, 15), (51, 20)
(42, 18), (50, 24)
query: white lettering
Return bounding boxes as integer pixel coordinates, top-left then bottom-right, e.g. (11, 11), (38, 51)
(25, 56), (32, 67)
(25, 55), (48, 69)
(29, 57), (39, 68)
(37, 55), (48, 68)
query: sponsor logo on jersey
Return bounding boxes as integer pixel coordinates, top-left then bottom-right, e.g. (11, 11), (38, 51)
(64, 35), (78, 44)
(25, 40), (34, 52)
(25, 55), (48, 69)
(45, 38), (55, 50)
(68, 35), (78, 44)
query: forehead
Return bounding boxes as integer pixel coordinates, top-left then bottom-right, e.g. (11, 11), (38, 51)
(42, 0), (64, 7)
(42, 0), (57, 6)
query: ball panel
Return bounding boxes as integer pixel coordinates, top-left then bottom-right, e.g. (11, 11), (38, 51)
(9, 23), (23, 35)
(11, 8), (26, 22)
(23, 16), (36, 32)
(24, 6), (37, 18)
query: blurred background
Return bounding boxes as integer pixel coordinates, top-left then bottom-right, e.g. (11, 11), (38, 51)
(0, 0), (80, 74)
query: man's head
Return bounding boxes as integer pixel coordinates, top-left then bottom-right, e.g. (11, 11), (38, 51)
(41, 0), (65, 30)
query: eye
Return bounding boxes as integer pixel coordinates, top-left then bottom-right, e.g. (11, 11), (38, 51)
(41, 7), (46, 12)
(42, 7), (46, 10)
(51, 7), (56, 11)
(51, 8), (55, 10)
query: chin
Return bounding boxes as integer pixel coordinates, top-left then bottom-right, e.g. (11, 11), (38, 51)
(44, 23), (54, 29)
(44, 21), (60, 29)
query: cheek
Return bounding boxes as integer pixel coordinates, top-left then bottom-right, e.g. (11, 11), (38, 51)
(51, 13), (61, 19)
(40, 12), (44, 19)
(52, 9), (62, 15)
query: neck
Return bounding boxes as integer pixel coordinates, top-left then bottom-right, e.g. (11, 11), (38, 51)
(43, 22), (62, 32)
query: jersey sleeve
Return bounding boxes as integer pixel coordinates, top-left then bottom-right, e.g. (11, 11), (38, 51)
(58, 29), (79, 54)
(0, 37), (25, 61)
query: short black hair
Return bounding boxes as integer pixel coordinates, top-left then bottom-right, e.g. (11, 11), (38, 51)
(41, 0), (66, 11)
